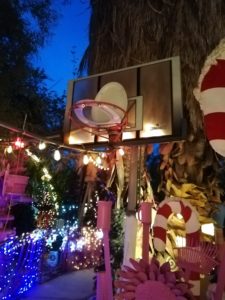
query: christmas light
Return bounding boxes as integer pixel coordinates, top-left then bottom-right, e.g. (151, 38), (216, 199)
(96, 156), (102, 165)
(96, 229), (104, 239)
(83, 154), (89, 165)
(25, 149), (40, 162)
(25, 149), (32, 156)
(14, 137), (24, 149)
(0, 233), (45, 299)
(34, 180), (59, 229)
(41, 167), (52, 181)
(0, 226), (103, 299)
(6, 145), (13, 154)
(31, 154), (40, 162)
(38, 141), (46, 150)
(53, 149), (61, 161)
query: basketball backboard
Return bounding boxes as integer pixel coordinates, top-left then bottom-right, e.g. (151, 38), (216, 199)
(63, 56), (185, 150)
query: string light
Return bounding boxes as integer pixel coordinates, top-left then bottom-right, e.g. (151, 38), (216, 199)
(14, 137), (24, 149)
(41, 167), (52, 181)
(25, 149), (40, 162)
(0, 226), (103, 299)
(96, 156), (102, 165)
(53, 149), (61, 161)
(118, 148), (125, 156)
(25, 149), (32, 156)
(31, 154), (40, 162)
(38, 141), (46, 150)
(0, 233), (45, 299)
(6, 145), (13, 154)
(83, 154), (89, 165)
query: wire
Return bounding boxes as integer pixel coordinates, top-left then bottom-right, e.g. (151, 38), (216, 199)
(0, 120), (99, 154)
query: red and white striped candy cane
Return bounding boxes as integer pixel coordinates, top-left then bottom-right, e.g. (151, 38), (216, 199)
(153, 197), (200, 298)
(153, 197), (200, 252)
(194, 38), (225, 157)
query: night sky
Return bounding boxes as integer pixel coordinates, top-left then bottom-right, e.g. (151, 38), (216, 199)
(33, 1), (90, 96)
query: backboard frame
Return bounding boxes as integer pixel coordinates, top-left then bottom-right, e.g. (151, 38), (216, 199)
(63, 56), (186, 150)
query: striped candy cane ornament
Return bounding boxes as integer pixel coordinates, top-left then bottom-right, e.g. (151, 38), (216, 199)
(153, 197), (201, 298)
(194, 38), (225, 157)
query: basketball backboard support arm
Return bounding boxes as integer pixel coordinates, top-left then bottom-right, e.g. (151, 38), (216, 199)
(63, 56), (186, 150)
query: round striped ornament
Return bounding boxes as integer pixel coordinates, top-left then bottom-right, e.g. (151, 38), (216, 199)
(194, 38), (225, 157)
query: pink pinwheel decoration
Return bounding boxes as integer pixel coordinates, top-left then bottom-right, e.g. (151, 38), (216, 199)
(115, 258), (194, 300)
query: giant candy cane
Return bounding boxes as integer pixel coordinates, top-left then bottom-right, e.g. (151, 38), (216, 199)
(153, 197), (201, 298)
(194, 38), (225, 157)
(153, 198), (200, 251)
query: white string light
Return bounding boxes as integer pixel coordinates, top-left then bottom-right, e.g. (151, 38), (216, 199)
(38, 141), (46, 150)
(96, 156), (102, 165)
(83, 154), (89, 165)
(53, 149), (61, 161)
(6, 145), (13, 154)
(118, 148), (125, 156)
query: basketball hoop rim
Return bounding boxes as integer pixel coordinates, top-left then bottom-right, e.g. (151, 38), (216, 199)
(72, 99), (127, 129)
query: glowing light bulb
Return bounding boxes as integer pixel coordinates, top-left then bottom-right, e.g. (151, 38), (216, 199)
(68, 135), (76, 144)
(14, 137), (24, 148)
(96, 156), (102, 165)
(118, 148), (125, 156)
(53, 149), (61, 161)
(31, 154), (40, 162)
(83, 154), (89, 165)
(6, 145), (13, 153)
(38, 141), (46, 150)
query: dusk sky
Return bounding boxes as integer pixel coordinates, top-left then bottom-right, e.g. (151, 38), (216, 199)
(33, 1), (91, 96)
